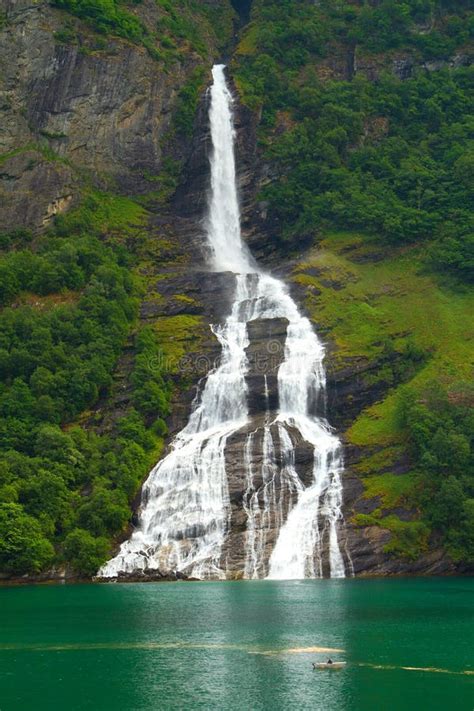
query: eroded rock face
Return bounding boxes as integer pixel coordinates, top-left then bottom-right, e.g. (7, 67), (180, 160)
(0, 150), (77, 231)
(0, 0), (215, 231)
(222, 418), (318, 578)
(245, 317), (288, 415)
(27, 43), (180, 191)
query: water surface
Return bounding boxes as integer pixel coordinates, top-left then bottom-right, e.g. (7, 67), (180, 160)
(0, 578), (472, 710)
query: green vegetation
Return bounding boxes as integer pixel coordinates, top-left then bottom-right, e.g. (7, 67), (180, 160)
(51, 0), (146, 42)
(174, 67), (207, 136)
(292, 231), (473, 562)
(0, 503), (55, 574)
(348, 381), (474, 564)
(360, 472), (418, 511)
(155, 0), (207, 56)
(0, 192), (170, 577)
(292, 232), (473, 373)
(0, 144), (70, 168)
(400, 384), (474, 562)
(154, 314), (205, 377)
(63, 528), (110, 577)
(51, 0), (236, 62)
(233, 0), (473, 282)
(354, 511), (430, 561)
(232, 0), (473, 564)
(132, 326), (170, 424)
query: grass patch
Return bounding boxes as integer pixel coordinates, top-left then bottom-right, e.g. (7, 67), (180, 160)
(352, 445), (403, 476)
(362, 473), (418, 510)
(174, 294), (198, 305)
(0, 144), (70, 167)
(54, 190), (148, 246)
(348, 395), (404, 448)
(0, 145), (37, 165)
(292, 231), (474, 450)
(236, 23), (258, 56)
(353, 513), (430, 560)
(153, 314), (205, 376)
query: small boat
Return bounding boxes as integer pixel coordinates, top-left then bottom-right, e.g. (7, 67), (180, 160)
(312, 661), (346, 670)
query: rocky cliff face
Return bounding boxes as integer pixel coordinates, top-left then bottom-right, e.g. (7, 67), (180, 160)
(0, 0), (228, 231)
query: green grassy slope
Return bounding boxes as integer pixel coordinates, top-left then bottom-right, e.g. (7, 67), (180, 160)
(291, 231), (473, 561)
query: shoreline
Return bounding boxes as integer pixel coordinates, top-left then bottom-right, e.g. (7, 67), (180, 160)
(1, 570), (472, 588)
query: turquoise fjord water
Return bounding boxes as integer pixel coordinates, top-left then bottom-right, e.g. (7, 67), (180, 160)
(0, 579), (472, 711)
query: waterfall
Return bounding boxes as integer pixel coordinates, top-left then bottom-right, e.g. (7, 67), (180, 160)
(206, 66), (254, 273)
(99, 64), (348, 580)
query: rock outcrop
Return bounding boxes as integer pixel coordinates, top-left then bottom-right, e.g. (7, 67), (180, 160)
(0, 0), (225, 231)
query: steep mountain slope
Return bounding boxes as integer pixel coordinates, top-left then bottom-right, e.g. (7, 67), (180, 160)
(231, 0), (474, 572)
(0, 0), (234, 228)
(0, 0), (472, 579)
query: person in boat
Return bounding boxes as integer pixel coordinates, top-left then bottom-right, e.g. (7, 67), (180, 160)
(312, 660), (334, 669)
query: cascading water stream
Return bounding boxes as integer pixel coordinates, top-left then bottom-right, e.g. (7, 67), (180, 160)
(99, 64), (349, 580)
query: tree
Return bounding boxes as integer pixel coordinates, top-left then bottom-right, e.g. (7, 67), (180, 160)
(77, 488), (130, 537)
(19, 470), (74, 533)
(427, 477), (465, 530)
(0, 503), (54, 574)
(63, 528), (110, 577)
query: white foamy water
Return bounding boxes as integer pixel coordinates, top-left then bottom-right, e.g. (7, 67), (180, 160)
(99, 64), (348, 580)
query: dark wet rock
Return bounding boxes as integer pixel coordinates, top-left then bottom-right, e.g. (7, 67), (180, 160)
(323, 342), (423, 432)
(173, 91), (212, 220)
(245, 317), (288, 415)
(353, 496), (382, 515)
(324, 355), (391, 431)
(340, 471), (365, 506)
(389, 507), (419, 522)
(221, 416), (318, 577)
(96, 568), (194, 583)
(346, 523), (457, 577)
